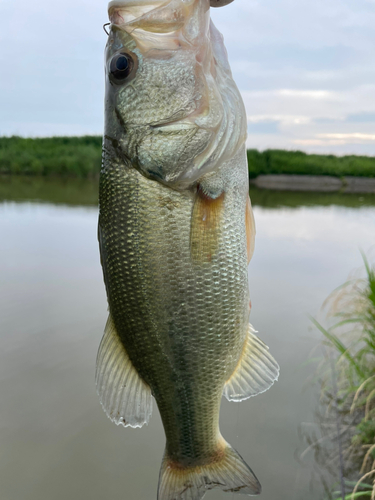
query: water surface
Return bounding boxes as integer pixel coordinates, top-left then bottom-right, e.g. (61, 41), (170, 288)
(1, 177), (374, 500)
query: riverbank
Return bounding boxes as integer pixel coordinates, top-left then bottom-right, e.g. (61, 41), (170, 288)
(307, 257), (375, 498)
(250, 174), (375, 193)
(1, 136), (375, 180)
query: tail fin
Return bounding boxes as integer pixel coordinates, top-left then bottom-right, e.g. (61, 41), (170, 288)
(158, 443), (261, 500)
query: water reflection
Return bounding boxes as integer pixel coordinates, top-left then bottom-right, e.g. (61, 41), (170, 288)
(0, 175), (374, 209)
(0, 175), (99, 206)
(0, 177), (374, 500)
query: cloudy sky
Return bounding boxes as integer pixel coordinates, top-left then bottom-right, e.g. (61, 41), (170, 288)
(1, 0), (375, 154)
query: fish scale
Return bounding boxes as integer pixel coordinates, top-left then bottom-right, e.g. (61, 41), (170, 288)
(99, 148), (249, 458)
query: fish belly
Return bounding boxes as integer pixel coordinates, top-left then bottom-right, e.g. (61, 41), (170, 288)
(98, 150), (249, 465)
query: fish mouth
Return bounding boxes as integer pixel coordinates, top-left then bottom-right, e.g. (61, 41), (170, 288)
(108, 0), (199, 30)
(108, 0), (207, 52)
(108, 0), (166, 8)
(108, 0), (167, 25)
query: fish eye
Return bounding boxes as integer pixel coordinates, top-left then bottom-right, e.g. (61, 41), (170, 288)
(109, 51), (138, 84)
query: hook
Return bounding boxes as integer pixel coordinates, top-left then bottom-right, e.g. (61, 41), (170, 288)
(103, 23), (110, 36)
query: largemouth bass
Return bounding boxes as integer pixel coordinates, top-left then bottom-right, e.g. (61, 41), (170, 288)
(96, 1), (279, 499)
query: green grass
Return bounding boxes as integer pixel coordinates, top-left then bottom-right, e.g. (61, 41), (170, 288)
(1, 136), (375, 178)
(247, 149), (375, 179)
(311, 255), (375, 499)
(0, 136), (102, 177)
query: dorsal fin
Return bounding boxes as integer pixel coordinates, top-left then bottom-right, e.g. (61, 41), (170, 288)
(96, 314), (153, 428)
(224, 324), (279, 402)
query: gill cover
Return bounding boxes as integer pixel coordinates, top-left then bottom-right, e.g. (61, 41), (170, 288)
(104, 0), (247, 189)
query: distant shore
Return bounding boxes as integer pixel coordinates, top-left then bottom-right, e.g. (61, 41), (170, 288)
(250, 174), (375, 193)
(1, 137), (375, 190)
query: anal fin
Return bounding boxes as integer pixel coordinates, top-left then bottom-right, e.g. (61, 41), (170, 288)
(95, 314), (153, 428)
(224, 324), (279, 402)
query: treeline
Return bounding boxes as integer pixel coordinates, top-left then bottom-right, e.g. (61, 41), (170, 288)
(247, 149), (375, 178)
(0, 136), (102, 177)
(1, 136), (375, 178)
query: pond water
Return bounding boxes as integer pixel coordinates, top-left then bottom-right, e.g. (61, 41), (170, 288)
(1, 176), (374, 500)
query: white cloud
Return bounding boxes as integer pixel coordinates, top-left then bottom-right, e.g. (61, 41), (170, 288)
(293, 139), (346, 146)
(318, 133), (375, 142)
(243, 84), (375, 153)
(276, 90), (335, 100)
(244, 89), (338, 101)
(247, 114), (311, 125)
(293, 133), (375, 147)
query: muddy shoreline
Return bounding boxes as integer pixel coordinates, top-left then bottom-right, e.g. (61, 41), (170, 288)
(250, 174), (375, 194)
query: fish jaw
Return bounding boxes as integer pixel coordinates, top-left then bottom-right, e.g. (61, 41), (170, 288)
(108, 0), (209, 42)
(104, 0), (247, 189)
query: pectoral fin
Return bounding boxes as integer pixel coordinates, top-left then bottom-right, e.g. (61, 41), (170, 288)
(190, 188), (225, 263)
(96, 314), (153, 428)
(224, 324), (279, 402)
